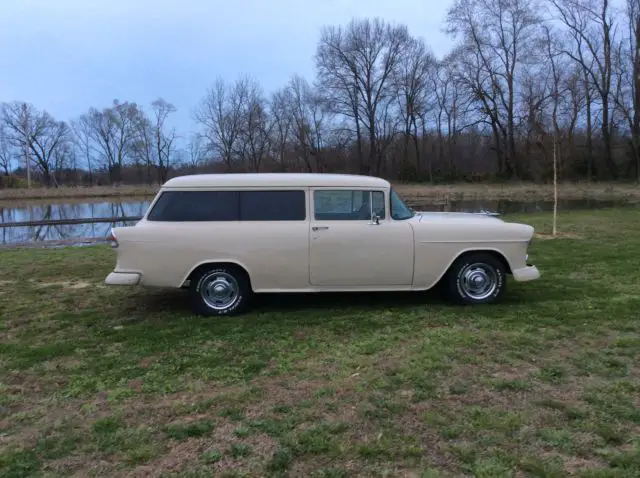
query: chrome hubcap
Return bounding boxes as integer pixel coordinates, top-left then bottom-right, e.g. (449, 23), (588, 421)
(201, 272), (239, 310)
(459, 263), (498, 300)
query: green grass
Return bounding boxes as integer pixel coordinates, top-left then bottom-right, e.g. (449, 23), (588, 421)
(1, 207), (640, 477)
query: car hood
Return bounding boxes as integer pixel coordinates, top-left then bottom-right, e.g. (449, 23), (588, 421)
(412, 211), (505, 224)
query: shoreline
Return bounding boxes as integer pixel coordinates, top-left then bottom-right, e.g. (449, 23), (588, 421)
(0, 181), (639, 203)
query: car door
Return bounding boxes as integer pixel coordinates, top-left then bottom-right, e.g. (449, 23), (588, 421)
(309, 188), (414, 287)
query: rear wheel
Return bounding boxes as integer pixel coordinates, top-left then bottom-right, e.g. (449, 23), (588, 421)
(445, 252), (507, 305)
(189, 265), (251, 316)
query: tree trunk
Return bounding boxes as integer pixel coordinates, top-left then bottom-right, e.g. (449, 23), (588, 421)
(553, 138), (558, 237)
(634, 15), (640, 182)
(601, 99), (617, 179)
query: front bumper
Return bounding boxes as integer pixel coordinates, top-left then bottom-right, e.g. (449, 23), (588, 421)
(105, 272), (141, 286)
(511, 264), (540, 282)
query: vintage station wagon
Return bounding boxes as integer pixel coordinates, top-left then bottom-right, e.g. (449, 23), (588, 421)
(105, 173), (540, 316)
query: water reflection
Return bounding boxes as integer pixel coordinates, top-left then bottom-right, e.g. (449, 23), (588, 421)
(0, 200), (150, 224)
(0, 197), (634, 245)
(1, 219), (139, 244)
(0, 200), (150, 245)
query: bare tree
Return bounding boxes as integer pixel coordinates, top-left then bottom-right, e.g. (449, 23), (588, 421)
(194, 77), (250, 171)
(392, 36), (436, 175)
(269, 87), (293, 169)
(433, 53), (480, 178)
(611, 0), (640, 181)
(446, 0), (542, 178)
(6, 12), (640, 185)
(1, 101), (70, 186)
(70, 116), (96, 184)
(78, 100), (142, 183)
(237, 82), (272, 172)
(517, 50), (552, 178)
(130, 112), (154, 183)
(185, 133), (207, 168)
(316, 17), (411, 174)
(2, 102), (35, 180)
(0, 124), (12, 176)
(286, 75), (332, 172)
(549, 0), (619, 179)
(629, 0), (640, 181)
(150, 98), (177, 183)
(374, 97), (403, 175)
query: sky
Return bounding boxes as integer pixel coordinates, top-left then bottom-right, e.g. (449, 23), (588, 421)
(0, 0), (455, 133)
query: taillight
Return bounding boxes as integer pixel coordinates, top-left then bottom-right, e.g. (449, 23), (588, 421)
(107, 229), (119, 248)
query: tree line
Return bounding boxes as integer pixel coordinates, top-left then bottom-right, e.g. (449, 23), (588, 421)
(1, 0), (640, 187)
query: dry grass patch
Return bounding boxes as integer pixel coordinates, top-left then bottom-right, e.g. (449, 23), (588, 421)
(30, 279), (92, 289)
(394, 181), (640, 201)
(0, 185), (159, 201)
(535, 231), (584, 240)
(2, 181), (639, 202)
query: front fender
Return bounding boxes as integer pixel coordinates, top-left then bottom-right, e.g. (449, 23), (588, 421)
(409, 221), (533, 289)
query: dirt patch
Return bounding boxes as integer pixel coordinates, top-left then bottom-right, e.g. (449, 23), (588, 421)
(40, 357), (84, 373)
(139, 356), (165, 369)
(34, 280), (92, 289)
(70, 459), (119, 478)
(490, 363), (539, 381)
(129, 437), (209, 476)
(535, 232), (584, 240)
(126, 421), (279, 477)
(40, 456), (89, 476)
(537, 452), (607, 475)
(243, 377), (336, 420)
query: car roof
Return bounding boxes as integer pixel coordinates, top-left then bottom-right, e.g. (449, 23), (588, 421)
(162, 173), (391, 189)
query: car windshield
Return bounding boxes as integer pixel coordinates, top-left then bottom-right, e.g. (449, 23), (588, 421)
(390, 188), (415, 220)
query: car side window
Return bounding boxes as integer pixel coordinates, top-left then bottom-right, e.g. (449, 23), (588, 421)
(147, 191), (239, 221)
(146, 190), (307, 222)
(240, 190), (306, 221)
(313, 190), (385, 221)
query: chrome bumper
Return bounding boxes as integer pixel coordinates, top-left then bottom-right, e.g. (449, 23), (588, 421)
(512, 264), (540, 282)
(105, 272), (140, 286)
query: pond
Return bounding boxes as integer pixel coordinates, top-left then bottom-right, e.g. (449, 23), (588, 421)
(0, 199), (151, 246)
(0, 196), (634, 247)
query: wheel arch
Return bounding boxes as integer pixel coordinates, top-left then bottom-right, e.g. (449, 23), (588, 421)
(181, 261), (253, 290)
(432, 248), (513, 289)
(453, 249), (512, 274)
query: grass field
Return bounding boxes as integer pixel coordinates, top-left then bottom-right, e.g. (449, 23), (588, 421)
(1, 208), (640, 477)
(0, 181), (639, 203)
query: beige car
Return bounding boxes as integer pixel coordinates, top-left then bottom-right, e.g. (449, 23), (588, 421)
(105, 173), (540, 316)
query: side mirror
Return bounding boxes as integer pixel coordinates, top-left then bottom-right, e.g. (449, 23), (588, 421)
(370, 213), (380, 225)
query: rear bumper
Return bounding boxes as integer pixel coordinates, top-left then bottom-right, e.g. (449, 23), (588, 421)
(512, 264), (540, 282)
(105, 272), (141, 286)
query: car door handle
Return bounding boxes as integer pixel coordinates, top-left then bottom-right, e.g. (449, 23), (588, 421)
(312, 226), (329, 231)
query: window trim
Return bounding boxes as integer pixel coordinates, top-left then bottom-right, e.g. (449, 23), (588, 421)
(311, 187), (387, 222)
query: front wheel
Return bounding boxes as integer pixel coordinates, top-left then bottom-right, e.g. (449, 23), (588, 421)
(445, 252), (507, 305)
(189, 265), (251, 316)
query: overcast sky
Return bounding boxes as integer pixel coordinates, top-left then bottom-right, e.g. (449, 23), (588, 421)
(0, 0), (454, 131)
